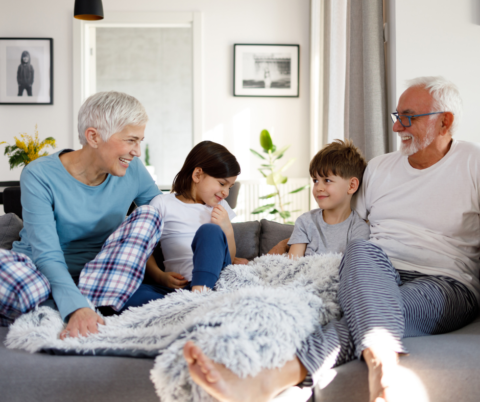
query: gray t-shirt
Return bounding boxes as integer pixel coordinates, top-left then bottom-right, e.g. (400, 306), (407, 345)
(288, 209), (370, 255)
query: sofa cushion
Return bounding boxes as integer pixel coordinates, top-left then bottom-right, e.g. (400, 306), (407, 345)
(0, 213), (23, 250)
(259, 219), (295, 256)
(232, 221), (261, 260)
(0, 326), (312, 402)
(0, 327), (159, 402)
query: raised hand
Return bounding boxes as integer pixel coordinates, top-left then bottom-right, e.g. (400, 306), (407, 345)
(211, 204), (232, 234)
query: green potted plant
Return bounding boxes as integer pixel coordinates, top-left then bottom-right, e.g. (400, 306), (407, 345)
(250, 129), (309, 224)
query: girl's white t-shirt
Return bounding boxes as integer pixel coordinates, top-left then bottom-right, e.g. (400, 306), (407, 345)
(149, 193), (236, 281)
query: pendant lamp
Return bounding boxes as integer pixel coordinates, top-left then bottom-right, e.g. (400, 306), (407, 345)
(74, 0), (104, 21)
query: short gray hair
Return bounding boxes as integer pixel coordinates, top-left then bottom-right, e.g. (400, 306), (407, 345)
(406, 76), (462, 135)
(78, 91), (148, 146)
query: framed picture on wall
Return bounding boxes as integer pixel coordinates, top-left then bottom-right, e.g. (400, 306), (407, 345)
(233, 44), (299, 97)
(0, 38), (53, 105)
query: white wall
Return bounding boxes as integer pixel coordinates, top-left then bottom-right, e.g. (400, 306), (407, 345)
(395, 0), (480, 144)
(0, 0), (310, 182)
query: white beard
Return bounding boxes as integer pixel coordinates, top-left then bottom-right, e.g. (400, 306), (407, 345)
(399, 121), (437, 156)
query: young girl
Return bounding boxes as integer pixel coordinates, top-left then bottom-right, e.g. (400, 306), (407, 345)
(121, 141), (241, 310)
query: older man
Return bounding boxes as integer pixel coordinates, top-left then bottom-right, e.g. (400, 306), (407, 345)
(182, 76), (480, 402)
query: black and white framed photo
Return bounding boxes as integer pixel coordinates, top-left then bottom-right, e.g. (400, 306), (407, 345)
(234, 44), (299, 97)
(0, 38), (53, 105)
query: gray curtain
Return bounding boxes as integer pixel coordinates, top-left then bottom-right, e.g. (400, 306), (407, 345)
(319, 0), (388, 160)
(344, 0), (388, 160)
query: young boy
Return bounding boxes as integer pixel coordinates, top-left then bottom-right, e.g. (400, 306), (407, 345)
(288, 139), (370, 258)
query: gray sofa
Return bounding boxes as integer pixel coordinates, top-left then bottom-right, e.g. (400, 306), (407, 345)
(1, 213), (480, 402)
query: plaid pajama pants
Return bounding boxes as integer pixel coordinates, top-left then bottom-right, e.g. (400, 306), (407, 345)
(0, 205), (162, 326)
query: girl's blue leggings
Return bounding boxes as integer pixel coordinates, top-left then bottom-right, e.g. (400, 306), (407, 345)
(120, 224), (231, 312)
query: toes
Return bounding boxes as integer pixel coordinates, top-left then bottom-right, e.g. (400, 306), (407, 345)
(183, 341), (197, 363)
(196, 351), (216, 377)
(205, 368), (221, 383)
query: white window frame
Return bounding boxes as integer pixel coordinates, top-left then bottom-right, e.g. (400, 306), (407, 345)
(72, 11), (203, 150)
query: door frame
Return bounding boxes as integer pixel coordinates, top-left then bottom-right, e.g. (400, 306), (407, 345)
(72, 11), (203, 150)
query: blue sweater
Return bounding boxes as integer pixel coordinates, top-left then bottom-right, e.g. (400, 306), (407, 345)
(12, 150), (161, 320)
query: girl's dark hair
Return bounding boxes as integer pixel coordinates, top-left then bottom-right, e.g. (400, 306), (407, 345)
(172, 141), (241, 200)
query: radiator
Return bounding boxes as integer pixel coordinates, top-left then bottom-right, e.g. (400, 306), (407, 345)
(233, 178), (311, 224)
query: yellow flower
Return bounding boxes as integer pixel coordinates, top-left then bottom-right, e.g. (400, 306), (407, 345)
(15, 137), (28, 153)
(2, 125), (56, 169)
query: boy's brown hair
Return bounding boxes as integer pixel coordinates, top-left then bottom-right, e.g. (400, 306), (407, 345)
(309, 139), (367, 187)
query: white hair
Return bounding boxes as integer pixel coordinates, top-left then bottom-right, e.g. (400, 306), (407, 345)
(78, 91), (148, 146)
(406, 76), (462, 135)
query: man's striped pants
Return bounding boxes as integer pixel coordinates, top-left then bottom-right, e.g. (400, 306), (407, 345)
(297, 239), (479, 386)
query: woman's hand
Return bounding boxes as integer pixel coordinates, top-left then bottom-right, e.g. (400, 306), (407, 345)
(233, 257), (249, 265)
(211, 204), (232, 234)
(158, 271), (188, 289)
(60, 307), (105, 340)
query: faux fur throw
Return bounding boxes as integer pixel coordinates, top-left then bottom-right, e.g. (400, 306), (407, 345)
(6, 254), (343, 402)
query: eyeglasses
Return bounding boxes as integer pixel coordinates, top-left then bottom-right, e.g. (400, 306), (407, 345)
(390, 111), (444, 128)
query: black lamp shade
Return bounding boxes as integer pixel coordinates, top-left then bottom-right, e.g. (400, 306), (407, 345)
(74, 0), (104, 21)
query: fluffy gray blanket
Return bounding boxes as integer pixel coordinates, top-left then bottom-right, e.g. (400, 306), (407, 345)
(5, 254), (342, 402)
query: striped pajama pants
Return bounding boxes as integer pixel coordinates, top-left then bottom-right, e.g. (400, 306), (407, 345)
(297, 239), (479, 387)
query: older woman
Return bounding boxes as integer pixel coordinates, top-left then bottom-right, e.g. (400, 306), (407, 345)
(0, 91), (162, 338)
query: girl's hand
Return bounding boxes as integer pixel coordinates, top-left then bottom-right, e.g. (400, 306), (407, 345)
(158, 271), (188, 289)
(211, 204), (232, 233)
(60, 307), (105, 340)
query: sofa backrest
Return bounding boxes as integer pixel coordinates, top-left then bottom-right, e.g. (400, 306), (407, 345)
(258, 219), (295, 256)
(0, 208), (295, 262)
(232, 221), (261, 260)
(232, 219), (294, 259)
(0, 213), (23, 250)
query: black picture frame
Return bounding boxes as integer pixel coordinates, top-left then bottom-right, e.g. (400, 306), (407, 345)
(0, 37), (53, 105)
(233, 44), (299, 98)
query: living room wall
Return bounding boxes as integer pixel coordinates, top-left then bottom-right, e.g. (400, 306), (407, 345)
(395, 0), (480, 145)
(0, 0), (310, 182)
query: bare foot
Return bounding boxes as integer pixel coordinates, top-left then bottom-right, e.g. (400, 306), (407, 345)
(183, 341), (307, 402)
(363, 347), (399, 402)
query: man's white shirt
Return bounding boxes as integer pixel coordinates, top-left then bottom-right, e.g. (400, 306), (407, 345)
(354, 140), (480, 303)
